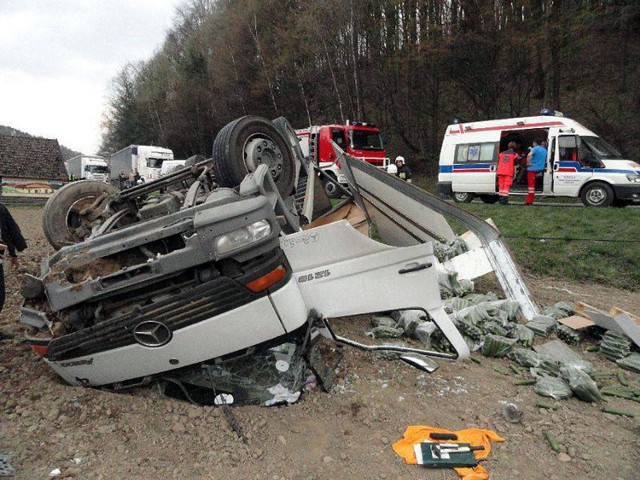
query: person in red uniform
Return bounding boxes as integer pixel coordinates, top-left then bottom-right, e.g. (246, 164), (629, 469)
(496, 141), (518, 205)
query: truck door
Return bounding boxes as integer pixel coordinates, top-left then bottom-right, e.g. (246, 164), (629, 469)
(317, 127), (344, 167)
(553, 133), (591, 196)
(451, 142), (498, 194)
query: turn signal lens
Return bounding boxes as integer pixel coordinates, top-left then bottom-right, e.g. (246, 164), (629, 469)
(245, 265), (286, 293)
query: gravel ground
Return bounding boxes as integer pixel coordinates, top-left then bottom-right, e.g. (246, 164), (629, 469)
(1, 206), (639, 479)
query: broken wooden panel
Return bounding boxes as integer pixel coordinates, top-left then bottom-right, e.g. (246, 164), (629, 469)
(575, 301), (640, 349)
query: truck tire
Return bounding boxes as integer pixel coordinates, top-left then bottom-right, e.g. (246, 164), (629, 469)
(212, 116), (295, 197)
(480, 195), (499, 204)
(453, 192), (475, 203)
(580, 182), (614, 207)
(43, 181), (119, 250)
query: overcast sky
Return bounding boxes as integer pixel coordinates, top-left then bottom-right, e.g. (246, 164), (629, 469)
(0, 0), (183, 155)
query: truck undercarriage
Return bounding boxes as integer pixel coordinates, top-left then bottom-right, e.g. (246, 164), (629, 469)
(19, 115), (537, 404)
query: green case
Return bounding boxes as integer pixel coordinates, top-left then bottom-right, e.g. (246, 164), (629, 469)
(414, 442), (479, 468)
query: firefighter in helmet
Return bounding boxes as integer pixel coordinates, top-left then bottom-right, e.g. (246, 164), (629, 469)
(394, 156), (412, 183)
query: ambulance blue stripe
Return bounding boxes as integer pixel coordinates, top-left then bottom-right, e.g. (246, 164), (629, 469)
(559, 161), (640, 175)
(453, 163), (492, 170)
(440, 163), (493, 173)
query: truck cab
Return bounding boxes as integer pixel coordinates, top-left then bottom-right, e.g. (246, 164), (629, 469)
(83, 160), (109, 182)
(296, 122), (389, 197)
(136, 146), (174, 182)
(437, 110), (640, 207)
(66, 155), (109, 183)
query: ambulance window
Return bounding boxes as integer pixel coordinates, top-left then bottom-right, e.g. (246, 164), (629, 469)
(455, 143), (495, 163)
(468, 145), (481, 161)
(456, 145), (469, 162)
(558, 136), (578, 162)
(479, 144), (495, 162)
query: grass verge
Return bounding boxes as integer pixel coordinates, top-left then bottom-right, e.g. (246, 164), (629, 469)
(451, 202), (640, 291)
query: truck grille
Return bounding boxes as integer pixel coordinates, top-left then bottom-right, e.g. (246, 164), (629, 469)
(48, 277), (260, 361)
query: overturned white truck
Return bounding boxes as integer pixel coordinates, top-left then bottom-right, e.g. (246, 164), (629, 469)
(19, 116), (537, 399)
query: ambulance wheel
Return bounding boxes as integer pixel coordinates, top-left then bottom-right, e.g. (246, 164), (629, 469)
(453, 192), (475, 203)
(480, 195), (499, 204)
(43, 181), (119, 250)
(212, 116), (295, 197)
(580, 182), (613, 207)
(323, 176), (342, 199)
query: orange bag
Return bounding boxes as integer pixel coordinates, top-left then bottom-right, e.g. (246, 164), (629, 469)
(392, 425), (505, 480)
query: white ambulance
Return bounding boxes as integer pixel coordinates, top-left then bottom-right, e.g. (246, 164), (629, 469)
(437, 110), (640, 207)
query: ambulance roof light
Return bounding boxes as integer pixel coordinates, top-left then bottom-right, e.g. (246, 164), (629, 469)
(540, 108), (565, 117)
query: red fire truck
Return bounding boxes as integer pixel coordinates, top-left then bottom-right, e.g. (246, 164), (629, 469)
(296, 122), (389, 197)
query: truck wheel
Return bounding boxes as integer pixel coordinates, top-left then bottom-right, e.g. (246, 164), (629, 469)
(323, 176), (342, 199)
(453, 192), (475, 203)
(480, 195), (499, 204)
(580, 182), (614, 207)
(43, 181), (119, 249)
(212, 116), (295, 197)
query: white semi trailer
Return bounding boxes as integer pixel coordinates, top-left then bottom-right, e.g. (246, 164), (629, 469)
(109, 145), (174, 184)
(66, 155), (109, 182)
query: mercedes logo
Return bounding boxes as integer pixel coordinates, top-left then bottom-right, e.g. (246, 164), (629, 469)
(132, 321), (172, 347)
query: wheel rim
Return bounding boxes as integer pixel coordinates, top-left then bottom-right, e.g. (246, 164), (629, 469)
(243, 134), (285, 182)
(586, 187), (606, 205)
(454, 192), (469, 202)
(66, 196), (100, 240)
(325, 181), (337, 195)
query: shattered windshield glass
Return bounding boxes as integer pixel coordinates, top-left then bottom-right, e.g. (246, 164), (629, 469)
(161, 342), (309, 406)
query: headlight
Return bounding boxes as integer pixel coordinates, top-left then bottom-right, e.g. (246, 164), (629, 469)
(626, 173), (640, 183)
(214, 220), (272, 255)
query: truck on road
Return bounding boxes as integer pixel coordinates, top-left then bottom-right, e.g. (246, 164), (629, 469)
(296, 122), (389, 197)
(109, 145), (174, 184)
(66, 155), (109, 182)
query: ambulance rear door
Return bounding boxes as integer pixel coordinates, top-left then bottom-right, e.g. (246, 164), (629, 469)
(451, 140), (499, 194)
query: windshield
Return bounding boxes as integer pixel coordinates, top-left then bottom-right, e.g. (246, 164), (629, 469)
(580, 136), (622, 159)
(147, 158), (164, 168)
(349, 130), (384, 151)
(85, 165), (108, 174)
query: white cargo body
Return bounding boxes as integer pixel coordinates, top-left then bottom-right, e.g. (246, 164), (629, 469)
(109, 145), (174, 183)
(66, 155), (109, 182)
(437, 111), (640, 207)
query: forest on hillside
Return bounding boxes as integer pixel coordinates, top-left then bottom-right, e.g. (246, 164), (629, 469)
(100, 0), (640, 172)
